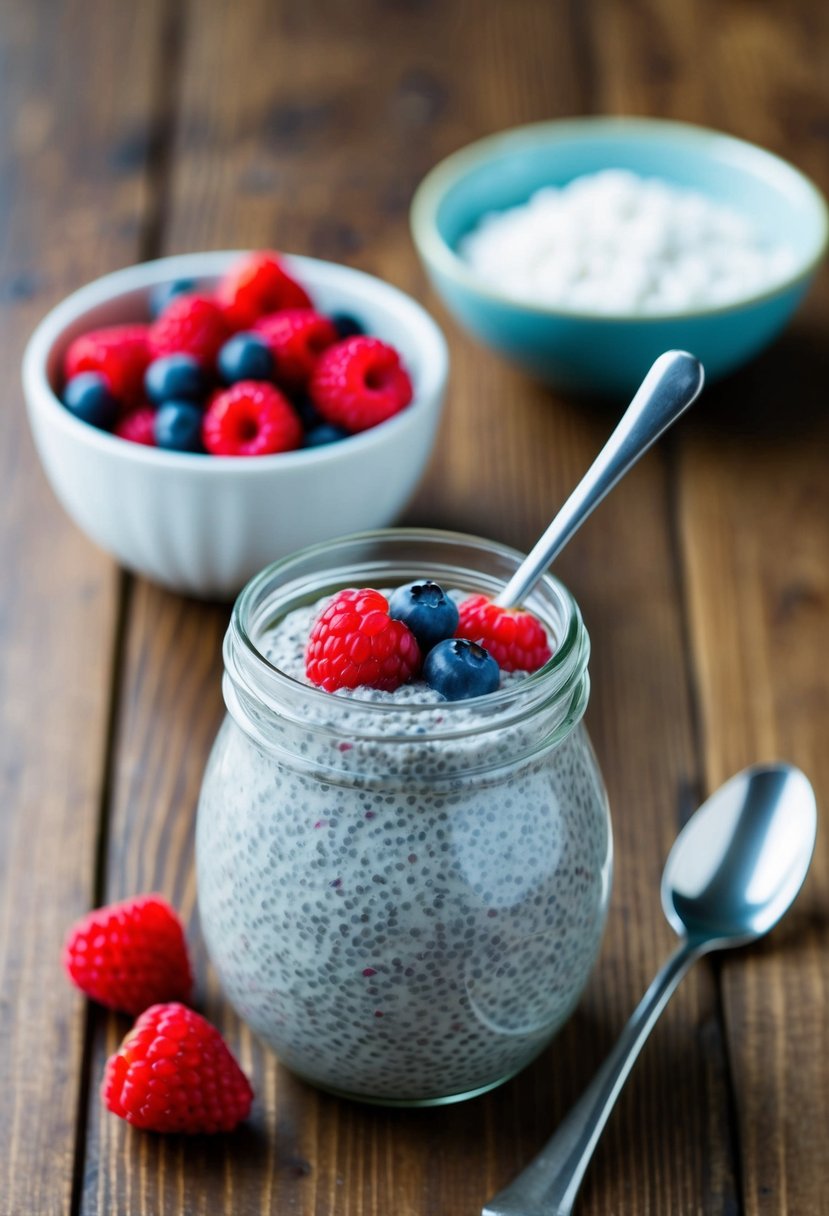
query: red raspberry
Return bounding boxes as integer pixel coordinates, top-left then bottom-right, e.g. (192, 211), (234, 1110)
(64, 324), (150, 405)
(203, 381), (302, 456)
(114, 406), (156, 447)
(218, 251), (312, 330)
(103, 1003), (253, 1134)
(148, 294), (230, 368)
(306, 588), (421, 692)
(456, 595), (553, 673)
(63, 894), (192, 1015)
(310, 336), (413, 433)
(253, 308), (338, 389)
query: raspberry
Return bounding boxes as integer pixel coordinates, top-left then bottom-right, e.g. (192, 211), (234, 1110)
(306, 588), (421, 692)
(64, 324), (150, 405)
(102, 1003), (253, 1134)
(148, 294), (230, 368)
(253, 308), (338, 389)
(218, 251), (312, 330)
(203, 381), (302, 456)
(114, 407), (156, 447)
(310, 336), (413, 433)
(456, 595), (553, 673)
(63, 895), (192, 1015)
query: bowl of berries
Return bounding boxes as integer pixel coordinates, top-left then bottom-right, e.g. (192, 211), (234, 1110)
(22, 250), (448, 597)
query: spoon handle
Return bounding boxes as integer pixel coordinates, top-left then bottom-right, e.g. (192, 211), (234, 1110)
(482, 938), (704, 1216)
(494, 351), (704, 610)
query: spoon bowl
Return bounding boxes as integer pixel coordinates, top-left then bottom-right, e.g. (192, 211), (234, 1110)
(663, 764), (817, 946)
(483, 762), (817, 1216)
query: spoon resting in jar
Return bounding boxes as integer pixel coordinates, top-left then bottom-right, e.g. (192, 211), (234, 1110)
(482, 762), (817, 1216)
(496, 350), (704, 610)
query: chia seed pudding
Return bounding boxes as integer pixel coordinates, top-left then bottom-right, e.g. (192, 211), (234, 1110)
(196, 530), (612, 1105)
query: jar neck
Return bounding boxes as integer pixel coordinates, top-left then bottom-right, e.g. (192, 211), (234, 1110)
(223, 529), (591, 773)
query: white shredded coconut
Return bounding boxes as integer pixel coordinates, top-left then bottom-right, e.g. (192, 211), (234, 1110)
(458, 169), (797, 314)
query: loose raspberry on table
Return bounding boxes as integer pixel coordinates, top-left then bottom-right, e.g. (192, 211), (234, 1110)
(309, 336), (413, 433)
(456, 595), (553, 673)
(63, 894), (192, 1015)
(64, 324), (150, 406)
(114, 407), (157, 447)
(148, 294), (230, 368)
(218, 251), (312, 330)
(306, 588), (421, 693)
(203, 381), (302, 456)
(253, 308), (338, 389)
(103, 1002), (254, 1134)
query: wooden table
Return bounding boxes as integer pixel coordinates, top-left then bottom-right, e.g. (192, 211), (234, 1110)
(2, 1), (827, 1212)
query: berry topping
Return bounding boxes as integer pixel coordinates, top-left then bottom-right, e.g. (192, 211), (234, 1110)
(217, 332), (275, 384)
(62, 894), (192, 1015)
(253, 308), (338, 389)
(305, 588), (421, 693)
(115, 407), (157, 446)
(145, 353), (209, 405)
(148, 294), (230, 368)
(149, 277), (197, 320)
(64, 324), (150, 405)
(62, 372), (119, 430)
(303, 422), (349, 448)
(388, 580), (459, 652)
(330, 312), (365, 339)
(102, 1003), (253, 1134)
(310, 336), (413, 433)
(154, 401), (205, 453)
(423, 638), (500, 701)
(456, 595), (552, 673)
(203, 381), (302, 456)
(218, 251), (312, 330)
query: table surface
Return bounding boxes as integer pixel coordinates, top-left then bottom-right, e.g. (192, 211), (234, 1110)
(2, 1), (828, 1213)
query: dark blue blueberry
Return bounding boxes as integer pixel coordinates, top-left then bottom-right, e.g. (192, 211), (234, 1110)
(330, 312), (364, 339)
(145, 354), (209, 405)
(153, 401), (205, 453)
(62, 372), (119, 430)
(303, 423), (350, 448)
(217, 332), (275, 384)
(423, 638), (500, 701)
(149, 278), (196, 319)
(293, 392), (322, 430)
(389, 580), (459, 652)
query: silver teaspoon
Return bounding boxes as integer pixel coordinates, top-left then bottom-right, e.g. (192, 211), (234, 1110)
(483, 763), (817, 1216)
(495, 350), (704, 610)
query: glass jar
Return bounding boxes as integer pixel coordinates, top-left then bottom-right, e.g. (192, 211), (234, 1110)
(196, 529), (612, 1106)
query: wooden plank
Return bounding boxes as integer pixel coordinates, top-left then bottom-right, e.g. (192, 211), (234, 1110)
(0, 2), (166, 1213)
(82, 1), (736, 1212)
(679, 317), (829, 1211)
(588, 3), (829, 1212)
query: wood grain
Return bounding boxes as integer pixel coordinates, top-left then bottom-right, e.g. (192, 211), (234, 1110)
(0, 3), (165, 1214)
(3, 0), (826, 1213)
(79, 1), (736, 1213)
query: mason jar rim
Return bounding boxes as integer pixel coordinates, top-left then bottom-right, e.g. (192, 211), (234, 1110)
(225, 528), (590, 744)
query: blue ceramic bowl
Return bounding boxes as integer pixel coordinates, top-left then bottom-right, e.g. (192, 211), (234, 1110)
(411, 117), (828, 396)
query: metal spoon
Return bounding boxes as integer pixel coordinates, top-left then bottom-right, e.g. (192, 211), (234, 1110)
(495, 350), (704, 609)
(483, 763), (817, 1216)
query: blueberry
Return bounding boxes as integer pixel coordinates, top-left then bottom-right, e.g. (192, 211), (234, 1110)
(145, 354), (209, 405)
(389, 580), (459, 652)
(423, 638), (500, 701)
(153, 401), (205, 452)
(149, 278), (196, 320)
(293, 392), (322, 430)
(62, 372), (119, 430)
(330, 312), (364, 339)
(304, 423), (350, 448)
(217, 333), (275, 384)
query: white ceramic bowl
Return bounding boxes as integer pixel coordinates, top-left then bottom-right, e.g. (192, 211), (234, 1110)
(23, 251), (448, 598)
